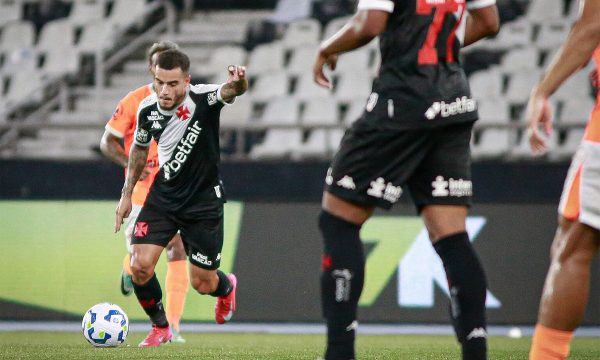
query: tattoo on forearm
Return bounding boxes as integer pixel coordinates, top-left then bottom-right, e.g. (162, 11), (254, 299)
(122, 146), (148, 197)
(222, 80), (247, 100)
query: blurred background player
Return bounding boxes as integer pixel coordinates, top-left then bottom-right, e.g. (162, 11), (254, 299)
(100, 41), (189, 343)
(115, 50), (248, 347)
(313, 0), (499, 359)
(526, 0), (600, 359)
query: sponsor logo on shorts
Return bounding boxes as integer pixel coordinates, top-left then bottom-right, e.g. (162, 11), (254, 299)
(191, 252), (212, 266)
(424, 96), (476, 120)
(367, 177), (403, 203)
(163, 120), (202, 180)
(214, 185), (222, 198)
(136, 129), (149, 143)
(134, 222), (148, 238)
(207, 91), (218, 105)
(431, 176), (472, 197)
(336, 175), (356, 190)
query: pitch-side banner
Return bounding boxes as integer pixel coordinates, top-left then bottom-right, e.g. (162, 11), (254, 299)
(0, 201), (598, 324)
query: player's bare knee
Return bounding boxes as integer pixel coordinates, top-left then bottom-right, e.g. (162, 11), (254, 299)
(131, 263), (154, 284)
(191, 278), (213, 294)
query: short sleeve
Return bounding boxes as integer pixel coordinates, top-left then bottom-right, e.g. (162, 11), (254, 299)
(105, 99), (133, 138)
(133, 107), (152, 147)
(357, 0), (395, 13)
(466, 0), (496, 10)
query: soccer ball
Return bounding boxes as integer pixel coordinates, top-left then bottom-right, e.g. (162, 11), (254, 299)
(82, 303), (129, 347)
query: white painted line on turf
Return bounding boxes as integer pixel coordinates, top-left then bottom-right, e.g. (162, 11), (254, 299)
(0, 322), (598, 337)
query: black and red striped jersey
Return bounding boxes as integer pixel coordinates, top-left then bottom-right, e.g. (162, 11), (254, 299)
(354, 0), (496, 130)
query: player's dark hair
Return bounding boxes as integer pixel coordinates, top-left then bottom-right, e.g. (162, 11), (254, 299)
(156, 49), (190, 74)
(147, 40), (179, 66)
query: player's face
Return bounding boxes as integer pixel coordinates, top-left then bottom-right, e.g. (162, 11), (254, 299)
(154, 66), (190, 111)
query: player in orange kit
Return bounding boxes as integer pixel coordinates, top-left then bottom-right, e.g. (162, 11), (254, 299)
(100, 41), (188, 343)
(526, 1), (600, 358)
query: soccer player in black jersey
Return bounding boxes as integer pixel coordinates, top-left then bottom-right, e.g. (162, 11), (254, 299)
(114, 49), (248, 347)
(313, 1), (499, 359)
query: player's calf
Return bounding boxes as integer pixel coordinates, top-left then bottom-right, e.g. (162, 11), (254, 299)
(434, 232), (488, 360)
(319, 211), (365, 360)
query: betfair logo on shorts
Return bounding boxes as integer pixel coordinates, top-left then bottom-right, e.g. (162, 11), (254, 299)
(424, 96), (476, 120)
(367, 177), (402, 203)
(192, 252), (212, 266)
(431, 176), (472, 197)
(163, 120), (202, 180)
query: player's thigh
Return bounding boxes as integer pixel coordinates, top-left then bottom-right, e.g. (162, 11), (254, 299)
(325, 126), (432, 211)
(406, 122), (473, 240)
(165, 232), (186, 261)
(322, 191), (374, 225)
(130, 243), (165, 272)
(180, 213), (224, 271)
(552, 216), (600, 264)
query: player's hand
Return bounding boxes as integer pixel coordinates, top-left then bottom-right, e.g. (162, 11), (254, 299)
(313, 50), (337, 89)
(525, 91), (553, 155)
(227, 65), (248, 96)
(115, 196), (132, 233)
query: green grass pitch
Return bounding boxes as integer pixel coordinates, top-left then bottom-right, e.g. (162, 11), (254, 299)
(0, 332), (599, 359)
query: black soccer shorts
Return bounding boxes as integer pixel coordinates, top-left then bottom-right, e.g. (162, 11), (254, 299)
(325, 121), (474, 212)
(131, 202), (224, 270)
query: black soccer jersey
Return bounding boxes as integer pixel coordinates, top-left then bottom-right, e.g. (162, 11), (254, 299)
(355, 0), (495, 130)
(134, 84), (229, 213)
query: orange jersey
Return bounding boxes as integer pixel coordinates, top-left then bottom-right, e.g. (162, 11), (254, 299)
(105, 84), (159, 206)
(583, 46), (600, 143)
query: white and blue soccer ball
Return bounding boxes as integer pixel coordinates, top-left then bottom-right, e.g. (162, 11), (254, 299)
(82, 303), (129, 347)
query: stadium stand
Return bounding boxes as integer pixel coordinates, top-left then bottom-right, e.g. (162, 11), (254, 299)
(0, 0), (595, 162)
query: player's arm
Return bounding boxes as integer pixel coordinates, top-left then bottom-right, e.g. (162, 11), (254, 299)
(115, 104), (153, 233)
(100, 129), (151, 180)
(115, 144), (149, 232)
(100, 130), (128, 168)
(314, 3), (390, 88)
(122, 144), (149, 199)
(526, 0), (600, 153)
(220, 65), (248, 102)
(463, 3), (499, 47)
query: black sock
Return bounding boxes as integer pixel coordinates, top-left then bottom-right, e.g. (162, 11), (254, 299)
(210, 270), (233, 297)
(319, 210), (364, 360)
(434, 232), (488, 360)
(133, 273), (168, 328)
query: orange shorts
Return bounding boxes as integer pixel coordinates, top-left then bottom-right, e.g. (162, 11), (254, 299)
(558, 141), (600, 229)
